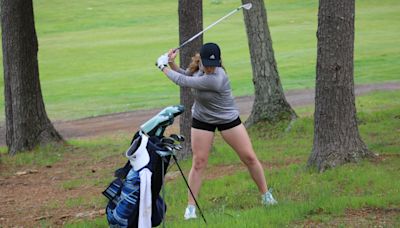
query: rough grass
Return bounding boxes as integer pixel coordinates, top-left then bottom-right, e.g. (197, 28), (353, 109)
(1, 91), (398, 227)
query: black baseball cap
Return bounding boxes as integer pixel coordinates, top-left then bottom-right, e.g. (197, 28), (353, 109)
(200, 43), (221, 67)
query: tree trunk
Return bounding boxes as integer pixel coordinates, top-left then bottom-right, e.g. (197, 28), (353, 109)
(241, 0), (297, 127)
(177, 0), (202, 160)
(308, 0), (375, 172)
(1, 0), (64, 155)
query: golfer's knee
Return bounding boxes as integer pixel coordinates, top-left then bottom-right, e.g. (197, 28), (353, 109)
(241, 153), (258, 167)
(192, 156), (207, 171)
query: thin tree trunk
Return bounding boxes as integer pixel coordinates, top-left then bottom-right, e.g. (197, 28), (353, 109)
(308, 0), (375, 172)
(178, 0), (202, 160)
(241, 0), (297, 127)
(1, 0), (64, 155)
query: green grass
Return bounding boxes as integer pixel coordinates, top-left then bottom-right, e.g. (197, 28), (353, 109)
(64, 218), (108, 228)
(0, 143), (66, 172)
(0, 0), (398, 121)
(1, 90), (398, 227)
(71, 91), (400, 227)
(157, 91), (400, 227)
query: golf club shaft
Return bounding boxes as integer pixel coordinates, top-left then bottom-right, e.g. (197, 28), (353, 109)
(174, 4), (249, 52)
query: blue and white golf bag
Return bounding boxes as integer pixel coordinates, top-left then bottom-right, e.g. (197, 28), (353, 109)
(103, 105), (184, 228)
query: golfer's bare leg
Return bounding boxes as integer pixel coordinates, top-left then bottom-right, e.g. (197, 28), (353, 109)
(220, 124), (268, 194)
(188, 128), (214, 205)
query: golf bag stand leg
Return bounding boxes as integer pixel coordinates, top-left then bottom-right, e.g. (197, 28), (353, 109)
(173, 155), (207, 224)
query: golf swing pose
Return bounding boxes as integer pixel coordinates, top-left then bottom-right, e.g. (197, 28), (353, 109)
(156, 43), (277, 220)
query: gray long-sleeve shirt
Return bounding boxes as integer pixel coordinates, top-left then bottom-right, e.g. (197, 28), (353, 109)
(166, 67), (239, 124)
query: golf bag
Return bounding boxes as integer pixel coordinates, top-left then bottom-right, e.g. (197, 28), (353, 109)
(102, 105), (184, 228)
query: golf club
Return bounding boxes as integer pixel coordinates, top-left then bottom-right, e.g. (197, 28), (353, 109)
(170, 133), (185, 142)
(160, 137), (175, 145)
(174, 3), (252, 52)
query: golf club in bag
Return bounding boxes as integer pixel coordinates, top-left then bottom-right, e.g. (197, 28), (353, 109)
(102, 105), (207, 227)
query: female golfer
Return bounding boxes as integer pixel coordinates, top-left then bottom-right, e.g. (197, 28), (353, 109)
(156, 43), (277, 220)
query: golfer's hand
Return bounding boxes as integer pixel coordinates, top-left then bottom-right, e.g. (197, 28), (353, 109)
(156, 54), (168, 71)
(168, 49), (178, 63)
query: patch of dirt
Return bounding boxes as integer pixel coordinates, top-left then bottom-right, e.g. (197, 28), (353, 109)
(0, 83), (399, 227)
(1, 144), (130, 224)
(0, 151), (106, 227)
(0, 154), (304, 227)
(296, 207), (400, 227)
(370, 153), (400, 164)
(53, 82), (400, 141)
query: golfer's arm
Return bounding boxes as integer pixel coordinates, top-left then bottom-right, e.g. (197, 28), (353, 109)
(168, 61), (180, 71)
(163, 68), (220, 91)
(168, 62), (186, 74)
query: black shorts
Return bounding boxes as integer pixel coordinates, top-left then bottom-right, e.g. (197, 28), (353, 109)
(191, 117), (242, 132)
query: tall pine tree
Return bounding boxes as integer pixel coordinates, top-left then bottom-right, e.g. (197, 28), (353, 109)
(308, 0), (375, 171)
(1, 0), (63, 155)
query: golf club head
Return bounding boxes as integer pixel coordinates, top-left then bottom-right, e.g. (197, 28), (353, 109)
(170, 134), (185, 142)
(161, 137), (175, 145)
(174, 145), (183, 151)
(180, 135), (185, 142)
(241, 3), (252, 10)
(169, 134), (179, 141)
(164, 145), (173, 151)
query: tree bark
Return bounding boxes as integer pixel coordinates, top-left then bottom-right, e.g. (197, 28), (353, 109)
(1, 0), (64, 155)
(308, 0), (375, 172)
(177, 0), (202, 160)
(241, 0), (297, 127)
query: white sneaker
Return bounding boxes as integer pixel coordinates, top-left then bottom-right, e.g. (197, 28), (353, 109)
(184, 205), (197, 220)
(261, 190), (278, 206)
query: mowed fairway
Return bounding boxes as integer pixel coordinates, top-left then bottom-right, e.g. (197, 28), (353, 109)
(0, 0), (398, 120)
